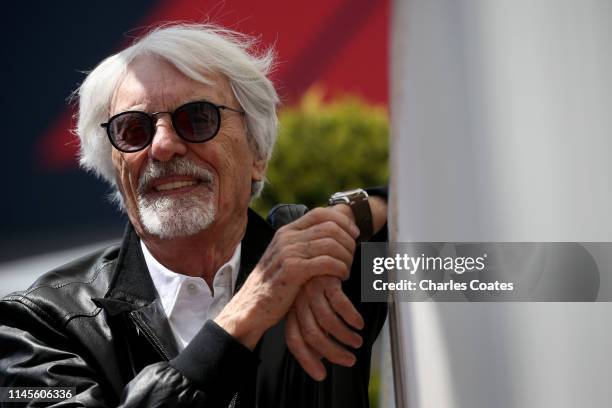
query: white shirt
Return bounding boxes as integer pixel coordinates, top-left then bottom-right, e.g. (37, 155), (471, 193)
(141, 241), (241, 350)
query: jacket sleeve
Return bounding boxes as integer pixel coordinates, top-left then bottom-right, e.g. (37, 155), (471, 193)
(365, 185), (388, 202)
(0, 296), (257, 407)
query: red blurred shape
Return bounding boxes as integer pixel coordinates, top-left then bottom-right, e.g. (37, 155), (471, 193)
(38, 0), (388, 170)
(37, 110), (79, 170)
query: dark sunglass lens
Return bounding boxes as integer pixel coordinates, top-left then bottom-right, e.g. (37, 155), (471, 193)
(109, 113), (152, 151)
(174, 102), (220, 142)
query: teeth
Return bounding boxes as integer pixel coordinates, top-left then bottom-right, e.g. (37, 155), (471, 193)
(154, 180), (198, 191)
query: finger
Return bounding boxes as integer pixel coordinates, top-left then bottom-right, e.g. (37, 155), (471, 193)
(296, 256), (350, 283)
(274, 219), (356, 256)
(298, 238), (354, 270)
(301, 221), (356, 255)
(305, 279), (362, 348)
(290, 207), (359, 239)
(325, 279), (365, 330)
(285, 309), (327, 381)
(294, 293), (356, 367)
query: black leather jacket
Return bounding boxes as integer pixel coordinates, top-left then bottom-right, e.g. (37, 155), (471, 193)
(0, 208), (387, 407)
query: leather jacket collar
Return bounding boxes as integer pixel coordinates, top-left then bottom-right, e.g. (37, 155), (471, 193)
(93, 208), (275, 361)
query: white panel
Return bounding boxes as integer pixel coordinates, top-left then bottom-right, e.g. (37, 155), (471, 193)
(390, 0), (612, 407)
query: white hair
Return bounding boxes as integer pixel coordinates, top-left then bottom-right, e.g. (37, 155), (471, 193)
(74, 23), (279, 204)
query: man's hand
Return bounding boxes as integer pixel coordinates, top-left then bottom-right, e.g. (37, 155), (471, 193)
(284, 196), (388, 380)
(285, 277), (364, 380)
(214, 208), (359, 350)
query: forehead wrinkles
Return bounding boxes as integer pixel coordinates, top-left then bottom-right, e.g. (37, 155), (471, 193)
(110, 58), (235, 116)
(110, 67), (172, 115)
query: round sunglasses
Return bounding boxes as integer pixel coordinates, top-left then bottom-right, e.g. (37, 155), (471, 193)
(100, 100), (245, 153)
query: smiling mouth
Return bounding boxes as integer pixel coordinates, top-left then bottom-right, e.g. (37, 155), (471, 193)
(142, 176), (214, 197)
(154, 180), (199, 192)
(137, 158), (215, 197)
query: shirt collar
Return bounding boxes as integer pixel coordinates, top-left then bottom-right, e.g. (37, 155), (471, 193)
(96, 208), (275, 317)
(141, 241), (242, 317)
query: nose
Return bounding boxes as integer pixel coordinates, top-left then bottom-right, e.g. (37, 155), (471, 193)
(149, 115), (188, 161)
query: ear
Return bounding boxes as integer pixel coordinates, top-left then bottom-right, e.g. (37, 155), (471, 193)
(251, 157), (267, 182)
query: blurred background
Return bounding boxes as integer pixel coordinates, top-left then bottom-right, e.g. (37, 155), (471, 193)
(1, 0), (389, 288)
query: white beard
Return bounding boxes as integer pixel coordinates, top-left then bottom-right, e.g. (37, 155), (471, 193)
(136, 158), (217, 239)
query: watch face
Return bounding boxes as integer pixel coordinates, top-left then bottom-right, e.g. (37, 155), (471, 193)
(333, 188), (366, 199)
(329, 195), (349, 205)
(330, 188), (368, 205)
(346, 188), (365, 196)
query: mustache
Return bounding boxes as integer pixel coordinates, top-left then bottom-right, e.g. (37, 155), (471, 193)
(138, 158), (214, 193)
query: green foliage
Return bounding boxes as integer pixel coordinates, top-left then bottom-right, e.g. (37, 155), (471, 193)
(253, 88), (389, 216)
(369, 369), (381, 408)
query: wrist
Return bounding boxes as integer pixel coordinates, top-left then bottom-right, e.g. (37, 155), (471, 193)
(328, 188), (374, 241)
(214, 301), (264, 350)
(368, 195), (387, 234)
(329, 194), (387, 237)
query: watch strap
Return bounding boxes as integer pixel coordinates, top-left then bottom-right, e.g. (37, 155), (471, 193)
(329, 189), (374, 242)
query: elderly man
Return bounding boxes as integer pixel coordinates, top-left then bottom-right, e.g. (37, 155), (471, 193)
(0, 24), (387, 407)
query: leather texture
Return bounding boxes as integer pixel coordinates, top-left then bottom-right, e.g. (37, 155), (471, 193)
(266, 203), (309, 228)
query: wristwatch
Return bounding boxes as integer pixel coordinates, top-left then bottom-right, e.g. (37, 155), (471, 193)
(328, 188), (374, 242)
